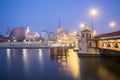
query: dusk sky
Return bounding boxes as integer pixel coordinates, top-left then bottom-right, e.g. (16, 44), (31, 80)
(0, 0), (120, 35)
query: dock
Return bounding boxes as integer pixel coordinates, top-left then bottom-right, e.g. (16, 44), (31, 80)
(78, 48), (100, 57)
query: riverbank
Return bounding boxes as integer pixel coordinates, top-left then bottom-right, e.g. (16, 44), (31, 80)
(0, 42), (72, 49)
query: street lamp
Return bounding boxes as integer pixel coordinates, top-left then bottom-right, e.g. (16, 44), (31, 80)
(80, 23), (85, 28)
(93, 30), (97, 37)
(109, 22), (116, 31)
(90, 8), (97, 38)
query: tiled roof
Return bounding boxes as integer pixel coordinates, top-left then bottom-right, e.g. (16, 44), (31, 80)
(95, 31), (120, 39)
(12, 27), (27, 36)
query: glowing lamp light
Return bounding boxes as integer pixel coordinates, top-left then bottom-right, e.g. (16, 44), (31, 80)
(93, 30), (97, 36)
(109, 22), (116, 28)
(80, 23), (85, 28)
(90, 8), (97, 16)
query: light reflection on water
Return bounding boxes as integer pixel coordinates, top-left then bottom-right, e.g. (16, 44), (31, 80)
(0, 49), (120, 80)
(66, 49), (80, 80)
(6, 49), (11, 58)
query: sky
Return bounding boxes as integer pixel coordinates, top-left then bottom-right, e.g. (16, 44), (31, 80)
(0, 0), (120, 35)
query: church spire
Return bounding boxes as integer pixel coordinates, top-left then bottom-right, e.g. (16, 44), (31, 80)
(57, 20), (62, 34)
(58, 19), (61, 28)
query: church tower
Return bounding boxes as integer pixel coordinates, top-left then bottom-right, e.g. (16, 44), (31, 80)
(26, 24), (30, 33)
(57, 20), (62, 34)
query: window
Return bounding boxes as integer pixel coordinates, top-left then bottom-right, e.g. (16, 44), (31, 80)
(107, 43), (110, 47)
(82, 34), (84, 38)
(114, 43), (119, 48)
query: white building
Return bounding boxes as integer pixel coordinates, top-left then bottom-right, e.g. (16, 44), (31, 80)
(81, 24), (92, 51)
(49, 32), (54, 41)
(41, 31), (49, 42)
(26, 32), (40, 41)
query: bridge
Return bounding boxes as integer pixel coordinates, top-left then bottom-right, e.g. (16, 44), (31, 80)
(95, 31), (120, 57)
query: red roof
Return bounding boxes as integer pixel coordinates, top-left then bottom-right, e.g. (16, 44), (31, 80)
(12, 27), (27, 37)
(95, 31), (120, 39)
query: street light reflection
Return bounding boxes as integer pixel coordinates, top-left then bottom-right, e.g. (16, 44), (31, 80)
(23, 49), (27, 58)
(38, 49), (43, 60)
(6, 49), (11, 58)
(67, 49), (80, 79)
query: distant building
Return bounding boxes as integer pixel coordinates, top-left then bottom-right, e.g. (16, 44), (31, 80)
(56, 21), (76, 42)
(10, 25), (40, 41)
(41, 31), (49, 41)
(49, 32), (54, 41)
(26, 32), (40, 41)
(0, 35), (11, 42)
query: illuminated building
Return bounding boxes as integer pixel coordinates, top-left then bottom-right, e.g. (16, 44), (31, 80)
(81, 24), (92, 51)
(56, 21), (76, 44)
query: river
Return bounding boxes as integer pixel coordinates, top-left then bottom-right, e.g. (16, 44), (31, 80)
(0, 49), (120, 80)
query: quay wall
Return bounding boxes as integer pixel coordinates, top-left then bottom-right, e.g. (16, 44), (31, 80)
(0, 42), (72, 49)
(0, 42), (48, 49)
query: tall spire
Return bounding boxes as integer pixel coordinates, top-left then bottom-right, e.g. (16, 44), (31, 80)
(58, 19), (61, 28)
(57, 20), (62, 34)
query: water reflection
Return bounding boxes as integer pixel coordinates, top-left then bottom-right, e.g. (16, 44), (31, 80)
(23, 49), (27, 58)
(0, 49), (120, 80)
(50, 49), (80, 80)
(38, 49), (44, 69)
(38, 49), (43, 60)
(80, 57), (100, 80)
(98, 59), (120, 80)
(22, 49), (30, 79)
(6, 49), (11, 71)
(22, 49), (28, 71)
(67, 49), (80, 80)
(6, 49), (11, 58)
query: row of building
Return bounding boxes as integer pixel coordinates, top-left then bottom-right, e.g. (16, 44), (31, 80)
(0, 22), (76, 42)
(0, 25), (55, 42)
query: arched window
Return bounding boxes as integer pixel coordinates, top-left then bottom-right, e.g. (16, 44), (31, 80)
(82, 34), (84, 38)
(107, 43), (110, 47)
(102, 43), (104, 47)
(114, 43), (119, 48)
(89, 34), (91, 39)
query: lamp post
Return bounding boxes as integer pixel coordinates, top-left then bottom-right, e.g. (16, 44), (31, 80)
(93, 30), (97, 37)
(90, 8), (97, 38)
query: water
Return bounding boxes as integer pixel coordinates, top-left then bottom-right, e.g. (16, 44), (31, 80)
(0, 49), (120, 80)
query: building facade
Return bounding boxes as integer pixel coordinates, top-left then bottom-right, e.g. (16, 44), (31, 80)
(10, 25), (40, 42)
(49, 32), (54, 41)
(26, 32), (40, 41)
(81, 24), (92, 51)
(41, 31), (49, 42)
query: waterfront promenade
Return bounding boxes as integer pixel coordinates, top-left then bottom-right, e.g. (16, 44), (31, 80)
(0, 42), (48, 49)
(0, 42), (72, 49)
